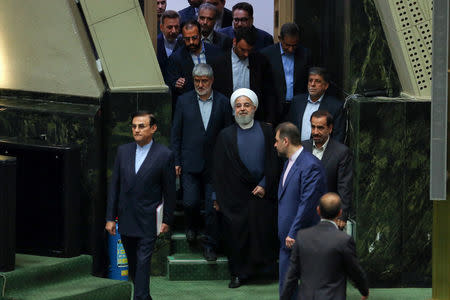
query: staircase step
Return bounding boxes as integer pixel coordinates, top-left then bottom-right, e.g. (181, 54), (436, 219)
(167, 254), (229, 281)
(171, 233), (202, 254)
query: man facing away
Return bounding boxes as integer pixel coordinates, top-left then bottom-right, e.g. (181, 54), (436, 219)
(213, 88), (278, 289)
(281, 192), (369, 300)
(274, 122), (327, 297)
(302, 110), (353, 229)
(288, 67), (345, 142)
(105, 112), (176, 300)
(170, 63), (232, 260)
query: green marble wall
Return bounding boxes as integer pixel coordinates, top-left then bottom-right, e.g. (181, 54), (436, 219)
(348, 97), (431, 287)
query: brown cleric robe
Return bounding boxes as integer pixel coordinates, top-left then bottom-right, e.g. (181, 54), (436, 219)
(213, 121), (279, 277)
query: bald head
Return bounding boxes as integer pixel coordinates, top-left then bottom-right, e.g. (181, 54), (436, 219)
(318, 193), (342, 220)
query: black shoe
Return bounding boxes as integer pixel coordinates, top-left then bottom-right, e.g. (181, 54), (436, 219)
(186, 230), (196, 243)
(228, 276), (242, 288)
(203, 247), (217, 261)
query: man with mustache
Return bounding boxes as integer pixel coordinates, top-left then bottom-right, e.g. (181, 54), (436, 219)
(302, 110), (352, 230)
(166, 20), (223, 112)
(170, 63), (232, 260)
(288, 67), (345, 143)
(213, 88), (279, 288)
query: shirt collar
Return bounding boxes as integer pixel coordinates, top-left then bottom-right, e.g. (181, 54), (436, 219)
(197, 92), (213, 102)
(163, 35), (177, 48)
(136, 139), (153, 150)
(289, 146), (303, 162)
(202, 31), (214, 43)
(307, 93), (325, 104)
(321, 218), (339, 229)
(313, 136), (330, 151)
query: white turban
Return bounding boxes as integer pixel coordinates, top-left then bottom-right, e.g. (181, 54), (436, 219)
(230, 88), (258, 109)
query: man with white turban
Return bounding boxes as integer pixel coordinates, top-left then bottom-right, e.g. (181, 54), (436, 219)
(212, 88), (279, 288)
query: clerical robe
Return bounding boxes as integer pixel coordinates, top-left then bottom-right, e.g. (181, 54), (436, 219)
(213, 121), (279, 277)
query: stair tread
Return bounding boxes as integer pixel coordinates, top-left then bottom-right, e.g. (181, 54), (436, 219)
(168, 254), (227, 263)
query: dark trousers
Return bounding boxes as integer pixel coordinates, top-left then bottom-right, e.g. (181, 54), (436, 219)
(221, 215), (249, 278)
(121, 235), (156, 300)
(279, 246), (298, 299)
(182, 171), (218, 248)
(280, 101), (292, 123)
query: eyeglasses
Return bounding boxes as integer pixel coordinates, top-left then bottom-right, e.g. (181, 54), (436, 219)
(183, 35), (199, 41)
(131, 124), (149, 130)
(233, 17), (249, 23)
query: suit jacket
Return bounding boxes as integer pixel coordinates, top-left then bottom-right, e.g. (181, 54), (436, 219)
(220, 8), (232, 28)
(218, 25), (274, 51)
(166, 43), (223, 102)
(106, 142), (176, 237)
(178, 5), (197, 24)
(208, 30), (232, 51)
(302, 138), (352, 220)
(156, 33), (181, 82)
(260, 43), (312, 121)
(170, 90), (233, 175)
(277, 149), (327, 247)
(211, 49), (277, 124)
(281, 221), (369, 300)
(288, 93), (345, 142)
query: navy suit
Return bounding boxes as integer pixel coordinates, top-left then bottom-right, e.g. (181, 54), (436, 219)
(178, 5), (197, 24)
(278, 149), (327, 296)
(220, 8), (233, 28)
(156, 33), (180, 83)
(288, 93), (345, 143)
(166, 43), (223, 110)
(171, 90), (232, 246)
(106, 141), (175, 300)
(260, 43), (312, 123)
(206, 30), (232, 51)
(218, 25), (274, 51)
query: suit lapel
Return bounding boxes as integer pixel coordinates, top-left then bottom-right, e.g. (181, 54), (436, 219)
(278, 161), (288, 199)
(321, 138), (333, 165)
(297, 95), (308, 129)
(273, 44), (287, 93)
(279, 152), (304, 199)
(136, 142), (157, 179)
(205, 93), (218, 133)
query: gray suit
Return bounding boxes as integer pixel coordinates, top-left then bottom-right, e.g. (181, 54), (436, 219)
(281, 221), (369, 300)
(302, 138), (352, 220)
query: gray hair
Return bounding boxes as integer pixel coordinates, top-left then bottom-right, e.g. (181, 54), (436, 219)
(192, 63), (214, 78)
(199, 3), (218, 19)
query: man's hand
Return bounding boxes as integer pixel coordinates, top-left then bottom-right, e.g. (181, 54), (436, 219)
(252, 185), (265, 198)
(105, 221), (116, 235)
(213, 200), (220, 211)
(175, 77), (186, 89)
(361, 290), (369, 299)
(175, 166), (182, 177)
(160, 223), (170, 235)
(336, 219), (346, 230)
(285, 236), (295, 248)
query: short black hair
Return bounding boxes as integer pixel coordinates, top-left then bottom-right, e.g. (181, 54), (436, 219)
(275, 122), (301, 146)
(310, 110), (334, 126)
(234, 27), (257, 46)
(309, 67), (330, 84)
(319, 193), (342, 219)
(280, 22), (300, 39)
(160, 10), (180, 24)
(181, 19), (201, 35)
(232, 2), (253, 18)
(131, 111), (156, 126)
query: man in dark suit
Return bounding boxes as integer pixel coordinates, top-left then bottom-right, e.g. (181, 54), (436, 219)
(204, 0), (232, 29)
(302, 110), (352, 229)
(212, 27), (277, 124)
(157, 10), (180, 82)
(261, 23), (312, 124)
(275, 122), (327, 297)
(171, 63), (232, 260)
(198, 3), (232, 50)
(288, 67), (345, 142)
(218, 2), (273, 51)
(106, 112), (176, 300)
(178, 0), (202, 24)
(281, 193), (369, 300)
(166, 20), (223, 111)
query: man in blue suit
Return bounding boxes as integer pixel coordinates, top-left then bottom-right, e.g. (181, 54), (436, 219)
(106, 112), (176, 300)
(156, 10), (180, 82)
(274, 122), (327, 297)
(171, 63), (232, 260)
(219, 2), (273, 51)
